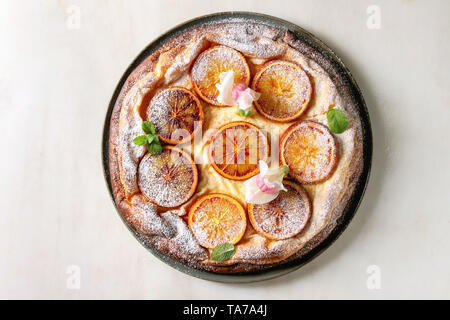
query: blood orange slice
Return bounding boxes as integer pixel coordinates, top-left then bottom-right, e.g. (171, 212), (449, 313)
(147, 87), (203, 144)
(190, 46), (250, 106)
(280, 120), (338, 184)
(208, 121), (269, 181)
(252, 60), (312, 122)
(188, 193), (247, 249)
(138, 146), (198, 207)
(248, 180), (311, 240)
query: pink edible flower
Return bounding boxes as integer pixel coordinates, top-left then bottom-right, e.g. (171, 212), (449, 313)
(244, 161), (289, 204)
(231, 82), (248, 101)
(255, 175), (278, 194)
(215, 71), (260, 114)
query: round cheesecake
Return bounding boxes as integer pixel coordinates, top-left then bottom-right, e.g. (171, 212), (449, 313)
(107, 19), (365, 274)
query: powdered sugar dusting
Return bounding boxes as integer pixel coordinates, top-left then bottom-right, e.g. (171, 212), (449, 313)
(159, 211), (208, 259)
(127, 195), (207, 261)
(189, 195), (246, 248)
(251, 182), (311, 239)
(118, 87), (149, 196)
(253, 60), (312, 119)
(112, 20), (364, 269)
(282, 121), (337, 183)
(164, 36), (208, 85)
(147, 88), (202, 144)
(205, 23), (286, 59)
(128, 195), (176, 238)
(138, 148), (196, 208)
(191, 46), (249, 104)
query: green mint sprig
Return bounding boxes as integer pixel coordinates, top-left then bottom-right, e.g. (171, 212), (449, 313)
(211, 243), (235, 262)
(327, 108), (348, 134)
(133, 121), (163, 155)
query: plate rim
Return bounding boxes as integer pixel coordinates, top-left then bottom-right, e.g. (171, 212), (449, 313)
(101, 11), (373, 283)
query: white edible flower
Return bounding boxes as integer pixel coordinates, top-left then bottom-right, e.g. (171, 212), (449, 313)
(244, 160), (289, 204)
(215, 71), (260, 115)
(215, 70), (236, 106)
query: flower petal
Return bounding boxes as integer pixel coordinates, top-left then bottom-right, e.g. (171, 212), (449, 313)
(237, 88), (260, 112)
(215, 70), (236, 106)
(245, 176), (280, 204)
(258, 160), (268, 175)
(231, 82), (247, 101)
(244, 160), (290, 204)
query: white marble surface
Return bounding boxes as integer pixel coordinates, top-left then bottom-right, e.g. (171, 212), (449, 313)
(1, 0), (449, 299)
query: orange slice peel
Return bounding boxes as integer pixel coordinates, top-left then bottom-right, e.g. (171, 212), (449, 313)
(147, 87), (203, 144)
(191, 46), (250, 106)
(188, 193), (247, 249)
(208, 121), (269, 181)
(252, 60), (312, 122)
(138, 145), (198, 207)
(280, 120), (338, 184)
(248, 180), (311, 240)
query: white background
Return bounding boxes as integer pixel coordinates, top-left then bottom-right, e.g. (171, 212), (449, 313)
(1, 0), (449, 299)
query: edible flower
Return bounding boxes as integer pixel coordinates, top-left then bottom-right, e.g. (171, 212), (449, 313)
(216, 71), (235, 106)
(244, 160), (290, 204)
(215, 70), (260, 116)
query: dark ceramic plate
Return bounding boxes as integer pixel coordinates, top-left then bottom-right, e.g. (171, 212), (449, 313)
(102, 12), (372, 283)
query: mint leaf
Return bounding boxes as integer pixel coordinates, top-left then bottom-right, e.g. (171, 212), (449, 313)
(327, 109), (348, 134)
(280, 165), (289, 175)
(146, 134), (155, 144)
(211, 243), (235, 262)
(147, 141), (162, 155)
(134, 121), (162, 156)
(142, 121), (156, 134)
(133, 135), (148, 146)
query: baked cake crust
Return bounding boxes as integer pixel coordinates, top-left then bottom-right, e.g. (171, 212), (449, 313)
(108, 21), (364, 273)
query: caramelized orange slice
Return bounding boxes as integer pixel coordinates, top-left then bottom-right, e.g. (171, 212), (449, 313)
(147, 87), (203, 145)
(138, 146), (198, 207)
(280, 121), (338, 184)
(188, 193), (247, 249)
(248, 180), (311, 240)
(252, 60), (312, 122)
(208, 121), (269, 181)
(190, 46), (250, 106)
